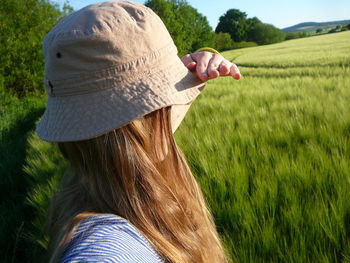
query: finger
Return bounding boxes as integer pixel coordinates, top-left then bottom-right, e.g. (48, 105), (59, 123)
(230, 63), (241, 80)
(207, 53), (222, 79)
(218, 61), (232, 76)
(187, 62), (196, 72)
(193, 52), (213, 81)
(181, 54), (196, 71)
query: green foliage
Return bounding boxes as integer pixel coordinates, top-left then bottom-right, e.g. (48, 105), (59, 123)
(285, 32), (311, 40)
(0, 85), (46, 262)
(316, 28), (323, 34)
(326, 26), (345, 33)
(213, 32), (235, 51)
(0, 0), (72, 97)
(213, 32), (257, 52)
(24, 133), (67, 257)
(145, 0), (214, 56)
(215, 9), (285, 46)
(340, 25), (349, 32)
(247, 23), (286, 45)
(327, 24), (349, 34)
(215, 9), (250, 42)
(232, 41), (258, 49)
(328, 28), (338, 33)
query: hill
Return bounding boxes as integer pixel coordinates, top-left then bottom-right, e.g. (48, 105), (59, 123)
(283, 19), (350, 33)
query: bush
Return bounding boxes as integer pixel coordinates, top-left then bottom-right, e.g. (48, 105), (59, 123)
(212, 33), (257, 51)
(213, 32), (235, 51)
(248, 23), (285, 45)
(0, 0), (72, 97)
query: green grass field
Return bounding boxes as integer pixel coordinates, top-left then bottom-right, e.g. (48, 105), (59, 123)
(1, 31), (350, 262)
(176, 31), (350, 262)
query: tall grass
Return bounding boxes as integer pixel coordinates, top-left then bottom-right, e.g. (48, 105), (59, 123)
(0, 83), (45, 262)
(7, 31), (350, 262)
(175, 31), (350, 262)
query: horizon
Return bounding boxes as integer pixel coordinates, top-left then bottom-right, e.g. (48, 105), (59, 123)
(55, 0), (350, 30)
(281, 18), (350, 29)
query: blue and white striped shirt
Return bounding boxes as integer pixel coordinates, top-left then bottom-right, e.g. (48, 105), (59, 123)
(61, 214), (165, 262)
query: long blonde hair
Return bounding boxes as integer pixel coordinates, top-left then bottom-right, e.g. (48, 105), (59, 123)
(47, 106), (231, 263)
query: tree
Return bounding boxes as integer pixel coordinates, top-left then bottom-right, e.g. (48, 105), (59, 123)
(246, 17), (262, 34)
(215, 9), (249, 42)
(347, 23), (350, 30)
(215, 9), (284, 45)
(248, 23), (285, 45)
(0, 2), (73, 262)
(0, 0), (72, 96)
(316, 28), (323, 34)
(145, 0), (214, 56)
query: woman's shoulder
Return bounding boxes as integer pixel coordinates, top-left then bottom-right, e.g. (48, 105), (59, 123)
(61, 213), (164, 263)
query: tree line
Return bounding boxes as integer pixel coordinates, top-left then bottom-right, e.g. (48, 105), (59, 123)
(324, 23), (350, 34)
(1, 0), (312, 97)
(146, 0), (286, 55)
(214, 9), (285, 45)
(286, 23), (350, 40)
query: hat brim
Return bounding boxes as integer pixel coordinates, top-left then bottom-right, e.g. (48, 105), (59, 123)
(36, 56), (206, 142)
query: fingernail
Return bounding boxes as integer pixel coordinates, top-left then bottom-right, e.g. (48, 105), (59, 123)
(201, 73), (208, 79)
(223, 65), (230, 73)
(188, 62), (196, 71)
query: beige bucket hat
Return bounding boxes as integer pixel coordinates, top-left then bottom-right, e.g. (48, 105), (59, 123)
(36, 0), (206, 142)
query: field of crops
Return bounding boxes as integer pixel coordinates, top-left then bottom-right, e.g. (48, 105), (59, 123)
(1, 31), (350, 262)
(175, 31), (350, 262)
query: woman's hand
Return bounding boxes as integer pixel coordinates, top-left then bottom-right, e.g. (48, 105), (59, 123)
(181, 52), (241, 82)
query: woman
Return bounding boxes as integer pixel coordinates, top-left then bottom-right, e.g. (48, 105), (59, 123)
(37, 1), (241, 262)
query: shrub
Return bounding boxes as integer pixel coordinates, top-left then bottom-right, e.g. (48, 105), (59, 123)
(247, 23), (285, 45)
(213, 32), (235, 51)
(0, 0), (72, 97)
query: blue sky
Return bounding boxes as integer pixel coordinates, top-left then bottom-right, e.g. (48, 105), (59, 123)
(56, 0), (350, 29)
